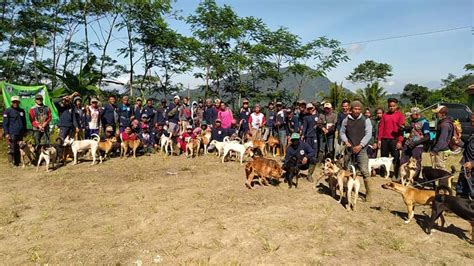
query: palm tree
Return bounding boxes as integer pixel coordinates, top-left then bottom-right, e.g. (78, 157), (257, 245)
(355, 81), (386, 108)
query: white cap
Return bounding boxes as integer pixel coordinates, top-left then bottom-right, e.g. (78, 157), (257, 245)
(323, 102), (332, 109)
(173, 95), (180, 100)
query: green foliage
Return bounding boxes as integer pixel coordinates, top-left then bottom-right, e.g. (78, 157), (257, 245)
(401, 83), (430, 105)
(347, 60), (393, 85)
(354, 82), (387, 108)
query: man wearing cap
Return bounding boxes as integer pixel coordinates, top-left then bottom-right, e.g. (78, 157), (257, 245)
(340, 100), (373, 201)
(430, 105), (454, 171)
(274, 102), (288, 154)
(264, 102), (275, 140)
(302, 103), (319, 166)
(317, 102), (337, 161)
(117, 96), (132, 133)
(377, 98), (405, 179)
(3, 96), (27, 166)
(283, 133), (317, 182)
(55, 92), (80, 140)
(203, 98), (217, 126)
(85, 97), (102, 139)
(238, 99), (251, 138)
(399, 107), (430, 179)
(132, 97), (143, 121)
(29, 93), (52, 148)
(101, 95), (118, 134)
(248, 104), (266, 140)
(167, 96), (181, 136)
(297, 100), (307, 130)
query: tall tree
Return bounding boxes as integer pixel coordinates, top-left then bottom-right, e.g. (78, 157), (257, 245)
(355, 82), (387, 108)
(401, 83), (429, 105)
(347, 60), (393, 86)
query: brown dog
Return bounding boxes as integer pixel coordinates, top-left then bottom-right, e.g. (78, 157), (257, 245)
(98, 137), (117, 163)
(324, 159), (357, 206)
(400, 157), (418, 186)
(382, 181), (449, 224)
(19, 141), (36, 168)
(186, 138), (201, 158)
(121, 139), (141, 158)
(266, 136), (279, 157)
(245, 157), (282, 189)
(252, 140), (267, 156)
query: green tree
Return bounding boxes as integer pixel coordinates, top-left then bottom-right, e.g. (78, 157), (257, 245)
(355, 82), (387, 108)
(347, 60), (393, 85)
(401, 83), (430, 106)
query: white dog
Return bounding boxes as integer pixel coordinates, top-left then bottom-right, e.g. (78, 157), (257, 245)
(209, 140), (226, 157)
(346, 165), (361, 211)
(63, 134), (99, 165)
(36, 146), (57, 172)
(221, 141), (253, 165)
(160, 134), (173, 155)
(368, 157), (394, 178)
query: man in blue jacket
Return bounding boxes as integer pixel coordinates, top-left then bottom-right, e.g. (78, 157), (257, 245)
(101, 95), (118, 134)
(118, 96), (132, 132)
(284, 133), (316, 182)
(430, 105), (454, 171)
(203, 98), (217, 127)
(56, 92), (79, 140)
(3, 96), (27, 166)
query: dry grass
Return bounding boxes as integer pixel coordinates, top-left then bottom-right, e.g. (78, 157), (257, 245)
(0, 150), (471, 264)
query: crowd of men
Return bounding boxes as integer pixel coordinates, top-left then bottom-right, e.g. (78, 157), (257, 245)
(3, 92), (473, 199)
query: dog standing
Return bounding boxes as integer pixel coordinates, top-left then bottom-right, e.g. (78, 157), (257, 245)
(266, 136), (280, 157)
(98, 137), (117, 163)
(221, 141), (253, 165)
(186, 137), (201, 158)
(400, 157), (418, 186)
(36, 146), (57, 172)
(209, 140), (226, 157)
(197, 131), (211, 155)
(63, 134), (100, 165)
(160, 134), (173, 155)
(245, 157), (282, 189)
(368, 157), (394, 178)
(121, 139), (141, 158)
(18, 141), (36, 168)
(324, 158), (356, 204)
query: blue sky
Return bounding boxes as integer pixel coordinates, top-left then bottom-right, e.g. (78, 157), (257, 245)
(163, 0), (473, 93)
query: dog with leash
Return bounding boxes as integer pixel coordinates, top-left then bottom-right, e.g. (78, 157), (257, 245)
(63, 134), (100, 165)
(426, 187), (474, 243)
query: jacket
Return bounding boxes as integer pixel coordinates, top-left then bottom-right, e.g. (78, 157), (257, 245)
(3, 107), (27, 136)
(377, 110), (405, 144)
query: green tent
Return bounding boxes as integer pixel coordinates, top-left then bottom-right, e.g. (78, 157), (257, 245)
(1, 81), (59, 129)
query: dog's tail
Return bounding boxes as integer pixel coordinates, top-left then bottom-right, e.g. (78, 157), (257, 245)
(350, 165), (356, 179)
(435, 185), (452, 196)
(91, 134), (100, 142)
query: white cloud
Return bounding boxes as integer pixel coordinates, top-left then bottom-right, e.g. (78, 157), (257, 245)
(345, 43), (365, 55)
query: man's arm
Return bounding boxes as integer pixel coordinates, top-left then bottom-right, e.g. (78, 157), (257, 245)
(339, 118), (349, 144)
(360, 118), (373, 148)
(29, 108), (39, 128)
(45, 108), (52, 125)
(432, 123), (450, 152)
(377, 116), (385, 143)
(3, 111), (9, 135)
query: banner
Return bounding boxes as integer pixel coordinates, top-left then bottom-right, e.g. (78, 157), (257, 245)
(1, 82), (59, 129)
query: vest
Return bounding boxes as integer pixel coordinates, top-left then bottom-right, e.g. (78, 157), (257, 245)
(32, 105), (50, 129)
(346, 116), (366, 146)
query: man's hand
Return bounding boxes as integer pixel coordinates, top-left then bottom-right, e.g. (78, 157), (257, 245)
(463, 161), (472, 170)
(302, 157), (308, 165)
(352, 145), (362, 154)
(396, 142), (402, 150)
(322, 128), (328, 134)
(377, 141), (381, 148)
(344, 141), (352, 148)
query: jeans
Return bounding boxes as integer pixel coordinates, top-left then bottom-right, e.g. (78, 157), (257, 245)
(345, 147), (370, 179)
(381, 138), (401, 178)
(86, 128), (99, 139)
(277, 129), (287, 154)
(32, 129), (50, 147)
(319, 134), (334, 155)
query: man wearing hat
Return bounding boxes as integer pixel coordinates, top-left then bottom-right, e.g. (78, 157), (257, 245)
(430, 105), (454, 171)
(340, 100), (373, 201)
(238, 99), (251, 138)
(3, 96), (27, 166)
(118, 96), (132, 133)
(85, 97), (101, 139)
(56, 92), (80, 140)
(283, 133), (317, 182)
(317, 102), (337, 161)
(302, 103), (319, 176)
(400, 107), (431, 179)
(29, 93), (52, 148)
(210, 119), (229, 142)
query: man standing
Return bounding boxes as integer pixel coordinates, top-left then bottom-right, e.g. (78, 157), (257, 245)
(29, 94), (51, 148)
(335, 99), (350, 133)
(264, 102), (275, 140)
(317, 102), (337, 160)
(400, 107), (430, 179)
(73, 96), (86, 139)
(239, 99), (251, 138)
(3, 96), (27, 166)
(155, 99), (168, 127)
(132, 97), (143, 122)
(101, 95), (118, 134)
(56, 93), (79, 140)
(118, 96), (132, 133)
(142, 99), (157, 123)
(377, 98), (405, 179)
(274, 102), (288, 156)
(284, 133), (316, 182)
(167, 96), (181, 136)
(340, 100), (373, 201)
(248, 104), (266, 140)
(85, 98), (101, 139)
(302, 103), (318, 178)
(456, 114), (473, 199)
(430, 105), (453, 171)
(203, 98), (217, 127)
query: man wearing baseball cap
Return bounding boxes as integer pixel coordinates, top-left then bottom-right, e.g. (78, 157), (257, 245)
(400, 107), (431, 179)
(85, 98), (101, 139)
(3, 96), (27, 166)
(430, 105), (454, 171)
(29, 93), (52, 148)
(317, 102), (337, 161)
(301, 103), (319, 178)
(283, 133), (317, 183)
(238, 99), (251, 138)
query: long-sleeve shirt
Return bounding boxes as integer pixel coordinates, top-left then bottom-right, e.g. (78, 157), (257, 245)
(377, 110), (405, 144)
(203, 106), (218, 125)
(432, 117), (453, 152)
(3, 107), (27, 135)
(284, 141), (315, 165)
(340, 114), (373, 148)
(302, 114), (318, 137)
(29, 104), (52, 130)
(218, 109), (234, 129)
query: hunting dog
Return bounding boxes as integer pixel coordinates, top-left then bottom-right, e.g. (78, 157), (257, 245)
(63, 134), (100, 165)
(283, 156), (300, 189)
(98, 137), (117, 163)
(426, 189), (474, 243)
(381, 181), (450, 224)
(266, 136), (280, 157)
(346, 165), (360, 211)
(324, 158), (357, 205)
(221, 141), (253, 164)
(197, 131), (211, 155)
(421, 166), (456, 190)
(209, 140), (226, 157)
(368, 157), (394, 178)
(18, 141), (35, 168)
(36, 145), (57, 172)
(245, 157), (283, 189)
(400, 157), (418, 186)
(121, 139), (141, 158)
(251, 139), (267, 156)
(186, 137), (201, 158)
(160, 134), (173, 155)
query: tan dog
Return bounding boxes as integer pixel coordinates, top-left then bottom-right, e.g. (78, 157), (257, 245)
(121, 139), (141, 158)
(324, 159), (356, 206)
(197, 131), (211, 155)
(98, 137), (117, 163)
(252, 139), (267, 156)
(382, 181), (445, 224)
(266, 136), (279, 157)
(19, 141), (36, 168)
(245, 157), (283, 189)
(186, 137), (201, 158)
(400, 157), (418, 186)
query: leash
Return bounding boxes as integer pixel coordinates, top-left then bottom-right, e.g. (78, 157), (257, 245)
(412, 173), (453, 187)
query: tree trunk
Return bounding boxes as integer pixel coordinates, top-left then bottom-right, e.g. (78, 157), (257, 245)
(83, 8), (89, 56)
(127, 22), (134, 97)
(205, 65), (210, 98)
(99, 14), (118, 88)
(32, 32), (38, 83)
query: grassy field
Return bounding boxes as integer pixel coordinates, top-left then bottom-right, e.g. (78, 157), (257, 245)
(0, 146), (472, 264)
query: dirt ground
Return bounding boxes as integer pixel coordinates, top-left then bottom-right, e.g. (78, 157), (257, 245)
(0, 148), (472, 264)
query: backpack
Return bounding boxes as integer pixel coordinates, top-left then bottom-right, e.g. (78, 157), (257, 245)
(167, 106), (178, 118)
(448, 119), (463, 152)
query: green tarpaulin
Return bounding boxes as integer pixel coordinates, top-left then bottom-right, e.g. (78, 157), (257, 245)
(1, 81), (59, 129)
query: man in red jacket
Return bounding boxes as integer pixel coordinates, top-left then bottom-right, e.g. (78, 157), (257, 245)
(377, 98), (405, 179)
(29, 94), (52, 148)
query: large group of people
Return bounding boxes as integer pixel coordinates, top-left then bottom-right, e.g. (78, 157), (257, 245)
(3, 92), (473, 199)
